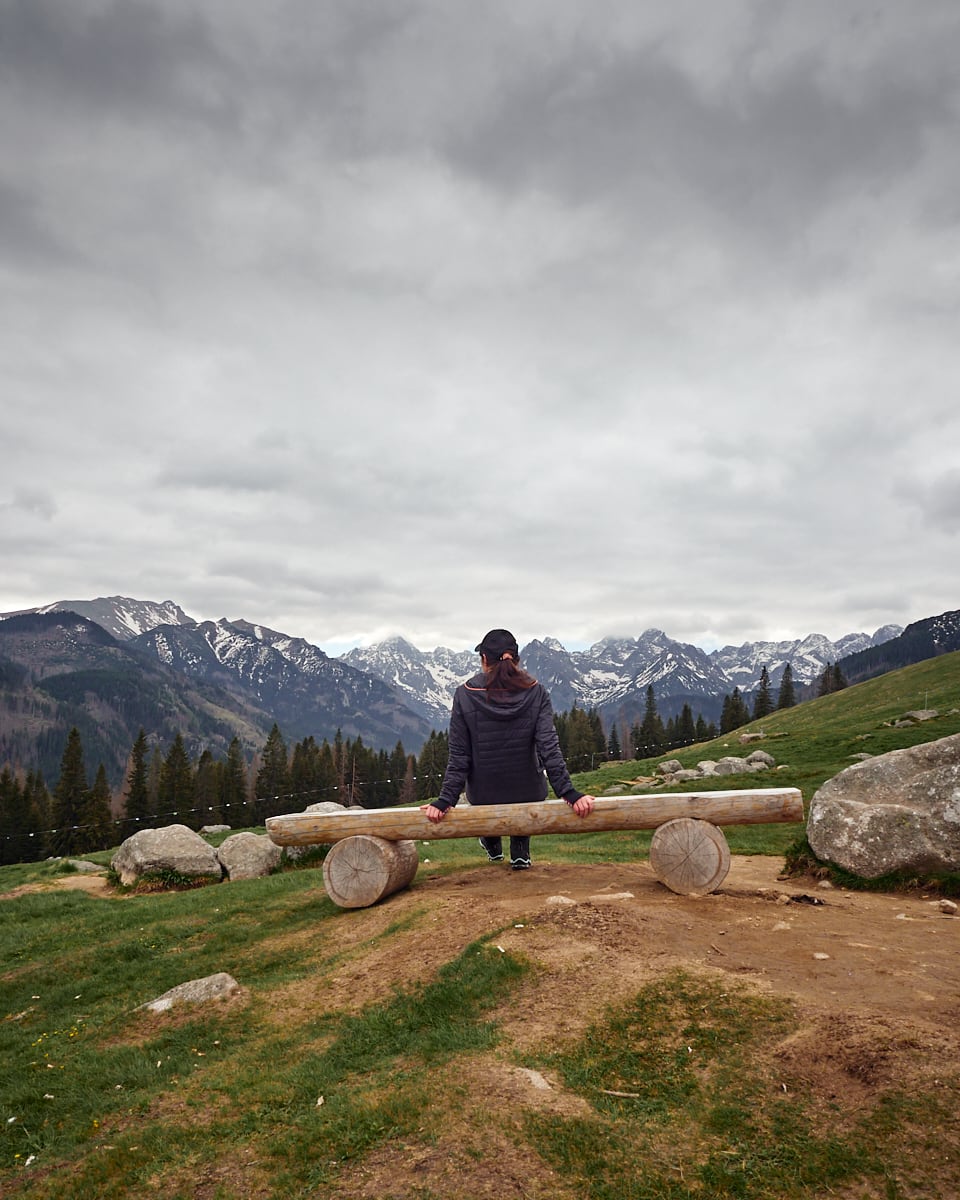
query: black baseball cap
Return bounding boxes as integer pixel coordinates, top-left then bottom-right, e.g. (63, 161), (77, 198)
(475, 629), (519, 659)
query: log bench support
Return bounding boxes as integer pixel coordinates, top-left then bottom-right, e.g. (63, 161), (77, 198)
(266, 789), (803, 907)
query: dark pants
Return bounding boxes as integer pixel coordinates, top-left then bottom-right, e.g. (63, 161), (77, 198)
(480, 835), (531, 865)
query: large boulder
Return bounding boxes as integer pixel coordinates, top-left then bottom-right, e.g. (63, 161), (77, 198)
(112, 824), (223, 887)
(218, 831), (282, 880)
(807, 731), (960, 878)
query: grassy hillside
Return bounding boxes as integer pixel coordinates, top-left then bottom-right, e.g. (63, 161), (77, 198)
(576, 647), (960, 811)
(2, 653), (960, 1196)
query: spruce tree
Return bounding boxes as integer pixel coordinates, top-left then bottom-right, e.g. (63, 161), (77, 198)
(629, 721), (642, 759)
(388, 741), (409, 805)
(720, 688), (750, 734)
(123, 729), (152, 829)
(290, 736), (320, 800)
(195, 749), (221, 824)
(52, 727), (89, 856)
(417, 730), (449, 800)
(777, 664), (797, 710)
(255, 724), (290, 822)
(221, 737), (249, 825)
(607, 724), (621, 760)
(677, 704), (696, 747)
(639, 686), (665, 757)
(24, 770), (51, 861)
(80, 763), (113, 853)
(159, 733), (195, 825)
(752, 666), (774, 720)
(0, 766), (27, 865)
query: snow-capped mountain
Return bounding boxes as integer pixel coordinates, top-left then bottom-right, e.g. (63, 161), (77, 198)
(32, 596), (195, 642)
(1, 595), (912, 738)
(131, 619), (432, 747)
(341, 637), (475, 728)
(337, 624), (904, 727)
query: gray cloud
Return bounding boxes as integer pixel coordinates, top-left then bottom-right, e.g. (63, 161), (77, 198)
(1, 1), (957, 654)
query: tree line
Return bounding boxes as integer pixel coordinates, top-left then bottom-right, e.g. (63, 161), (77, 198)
(0, 724), (450, 865)
(0, 660), (845, 865)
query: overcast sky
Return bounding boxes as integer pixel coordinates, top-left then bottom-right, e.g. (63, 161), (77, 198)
(2, 1), (958, 656)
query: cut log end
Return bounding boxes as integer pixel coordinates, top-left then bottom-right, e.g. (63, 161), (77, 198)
(321, 835), (419, 908)
(649, 817), (731, 896)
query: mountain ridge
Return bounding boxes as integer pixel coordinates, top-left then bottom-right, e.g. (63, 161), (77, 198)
(7, 596), (957, 786)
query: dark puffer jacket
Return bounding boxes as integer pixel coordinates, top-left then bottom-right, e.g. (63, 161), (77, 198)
(434, 673), (584, 811)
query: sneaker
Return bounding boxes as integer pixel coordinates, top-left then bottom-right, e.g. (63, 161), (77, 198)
(511, 858), (532, 871)
(479, 837), (504, 863)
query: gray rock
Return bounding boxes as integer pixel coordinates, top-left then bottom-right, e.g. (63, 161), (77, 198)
(218, 831), (282, 880)
(138, 972), (240, 1013)
(672, 769), (703, 782)
(902, 709), (939, 722)
(746, 750), (776, 768)
(281, 801), (348, 860)
(807, 731), (960, 878)
(112, 825), (223, 886)
(656, 759), (684, 776)
(697, 760), (719, 775)
(715, 756), (751, 776)
(64, 859), (103, 873)
(200, 824), (231, 834)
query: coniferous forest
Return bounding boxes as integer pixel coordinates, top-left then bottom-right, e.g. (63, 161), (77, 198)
(0, 685), (738, 864)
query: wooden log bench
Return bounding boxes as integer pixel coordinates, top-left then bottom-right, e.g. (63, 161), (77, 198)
(266, 788), (803, 908)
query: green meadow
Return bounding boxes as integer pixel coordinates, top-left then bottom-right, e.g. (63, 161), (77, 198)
(2, 651), (959, 1198)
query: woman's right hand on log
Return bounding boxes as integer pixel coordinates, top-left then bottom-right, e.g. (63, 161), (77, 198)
(421, 803), (447, 823)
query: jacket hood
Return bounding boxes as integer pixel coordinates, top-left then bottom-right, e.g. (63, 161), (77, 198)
(461, 672), (542, 721)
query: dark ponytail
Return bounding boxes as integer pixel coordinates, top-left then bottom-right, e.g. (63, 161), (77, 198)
(483, 652), (538, 695)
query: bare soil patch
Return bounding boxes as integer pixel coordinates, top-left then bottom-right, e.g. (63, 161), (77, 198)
(290, 855), (960, 1199)
(11, 855), (959, 1198)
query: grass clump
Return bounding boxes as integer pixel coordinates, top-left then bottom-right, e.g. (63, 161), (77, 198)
(523, 971), (910, 1200)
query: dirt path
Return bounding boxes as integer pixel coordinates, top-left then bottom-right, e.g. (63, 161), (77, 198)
(9, 857), (959, 1198)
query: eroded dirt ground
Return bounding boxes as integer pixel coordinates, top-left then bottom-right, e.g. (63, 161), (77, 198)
(11, 858), (960, 1198)
(259, 856), (960, 1199)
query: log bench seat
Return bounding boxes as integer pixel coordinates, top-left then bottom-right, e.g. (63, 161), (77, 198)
(265, 788), (804, 908)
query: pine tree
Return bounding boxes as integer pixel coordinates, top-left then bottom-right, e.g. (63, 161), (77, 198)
(195, 749), (221, 824)
(290, 736), (320, 801)
(221, 737), (249, 825)
(52, 727), (89, 856)
(777, 663), (797, 710)
(79, 763), (113, 853)
(255, 724), (290, 822)
(638, 687), (665, 757)
(123, 729), (152, 829)
(417, 730), (449, 801)
(147, 745), (163, 817)
(677, 704), (696, 747)
(24, 770), (51, 861)
(159, 733), (195, 825)
(752, 666), (774, 720)
(719, 687), (750, 734)
(628, 721), (640, 758)
(816, 662), (847, 697)
(388, 741), (409, 806)
(0, 766), (29, 865)
(607, 724), (621, 760)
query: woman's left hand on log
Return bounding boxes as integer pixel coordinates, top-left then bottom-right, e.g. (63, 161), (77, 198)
(421, 804), (447, 823)
(571, 795), (595, 817)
